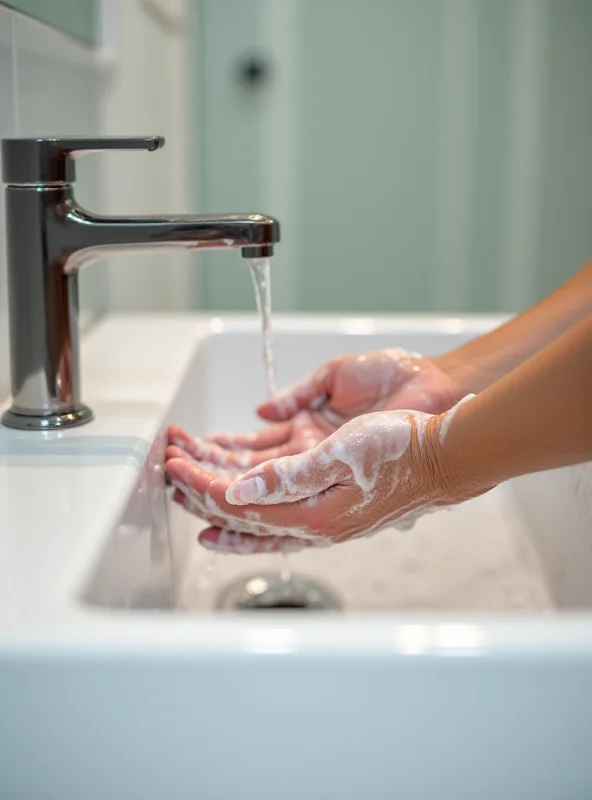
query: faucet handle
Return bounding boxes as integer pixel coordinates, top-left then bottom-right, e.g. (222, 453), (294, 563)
(2, 136), (165, 185)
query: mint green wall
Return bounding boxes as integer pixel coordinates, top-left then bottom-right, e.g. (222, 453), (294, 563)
(193, 0), (592, 314)
(467, 0), (512, 312)
(2, 0), (96, 43)
(297, 0), (442, 313)
(190, 0), (267, 312)
(536, 0), (592, 300)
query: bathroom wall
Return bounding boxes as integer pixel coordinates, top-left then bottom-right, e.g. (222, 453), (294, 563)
(0, 0), (192, 401)
(100, 0), (192, 313)
(195, 0), (592, 314)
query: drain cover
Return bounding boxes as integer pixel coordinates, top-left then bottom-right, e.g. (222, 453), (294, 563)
(216, 572), (341, 611)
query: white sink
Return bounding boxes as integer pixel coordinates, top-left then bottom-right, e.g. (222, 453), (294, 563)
(2, 313), (592, 799)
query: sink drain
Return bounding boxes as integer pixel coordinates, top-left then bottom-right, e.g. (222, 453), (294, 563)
(216, 572), (341, 611)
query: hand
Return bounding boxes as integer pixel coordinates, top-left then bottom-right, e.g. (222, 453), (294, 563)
(206, 349), (466, 462)
(165, 398), (479, 554)
(166, 412), (327, 479)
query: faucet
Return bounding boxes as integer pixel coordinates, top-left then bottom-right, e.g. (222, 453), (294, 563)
(0, 136), (280, 431)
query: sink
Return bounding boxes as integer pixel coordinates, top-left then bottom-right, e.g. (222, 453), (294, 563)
(81, 314), (572, 616)
(2, 313), (592, 800)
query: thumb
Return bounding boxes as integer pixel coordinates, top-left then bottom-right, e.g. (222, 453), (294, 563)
(225, 445), (347, 505)
(256, 362), (337, 421)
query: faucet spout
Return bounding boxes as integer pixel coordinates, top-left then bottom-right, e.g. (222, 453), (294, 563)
(63, 208), (279, 271)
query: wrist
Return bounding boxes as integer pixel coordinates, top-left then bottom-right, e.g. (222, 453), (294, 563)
(434, 337), (515, 394)
(432, 397), (502, 502)
(432, 349), (486, 395)
(419, 412), (479, 506)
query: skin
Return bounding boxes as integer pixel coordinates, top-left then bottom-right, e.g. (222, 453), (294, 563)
(165, 262), (592, 553)
(166, 407), (464, 552)
(445, 313), (592, 489)
(438, 260), (592, 391)
(199, 349), (464, 467)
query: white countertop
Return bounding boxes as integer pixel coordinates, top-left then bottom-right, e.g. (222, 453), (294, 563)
(0, 314), (206, 638)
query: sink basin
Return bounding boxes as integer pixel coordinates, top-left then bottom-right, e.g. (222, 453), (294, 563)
(2, 313), (592, 799)
(85, 315), (554, 615)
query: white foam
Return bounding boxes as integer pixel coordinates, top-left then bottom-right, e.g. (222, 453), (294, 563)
(439, 393), (476, 443)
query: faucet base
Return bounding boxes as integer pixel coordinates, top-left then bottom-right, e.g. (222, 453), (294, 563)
(2, 405), (93, 431)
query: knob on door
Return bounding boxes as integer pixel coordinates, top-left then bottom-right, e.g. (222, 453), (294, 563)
(237, 55), (272, 89)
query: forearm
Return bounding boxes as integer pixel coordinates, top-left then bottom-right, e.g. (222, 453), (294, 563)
(441, 312), (592, 494)
(438, 261), (592, 392)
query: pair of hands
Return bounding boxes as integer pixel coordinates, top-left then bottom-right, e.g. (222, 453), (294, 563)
(165, 349), (473, 553)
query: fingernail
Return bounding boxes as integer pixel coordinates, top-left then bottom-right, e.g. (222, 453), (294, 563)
(226, 475), (267, 505)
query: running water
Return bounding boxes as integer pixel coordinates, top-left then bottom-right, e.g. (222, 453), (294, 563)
(249, 258), (292, 577)
(248, 258), (277, 397)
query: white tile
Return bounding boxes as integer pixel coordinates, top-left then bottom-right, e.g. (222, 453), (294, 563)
(12, 10), (100, 136)
(12, 10), (107, 316)
(0, 6), (16, 401)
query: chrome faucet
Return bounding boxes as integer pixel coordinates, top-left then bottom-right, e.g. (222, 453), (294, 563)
(1, 136), (280, 430)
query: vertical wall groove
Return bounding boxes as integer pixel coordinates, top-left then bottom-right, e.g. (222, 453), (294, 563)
(501, 0), (549, 311)
(262, 0), (298, 311)
(431, 0), (477, 312)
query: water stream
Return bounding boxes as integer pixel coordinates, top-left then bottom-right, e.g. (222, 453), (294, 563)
(249, 258), (292, 579)
(248, 258), (277, 397)
(195, 260), (294, 595)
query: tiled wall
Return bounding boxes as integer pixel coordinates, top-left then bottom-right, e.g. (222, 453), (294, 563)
(0, 4), (105, 401)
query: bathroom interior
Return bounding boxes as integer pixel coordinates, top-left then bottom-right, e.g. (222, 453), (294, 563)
(2, 1), (592, 798)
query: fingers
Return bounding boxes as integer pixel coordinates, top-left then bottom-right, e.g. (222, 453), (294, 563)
(168, 425), (296, 470)
(198, 527), (312, 555)
(256, 362), (336, 422)
(225, 445), (348, 506)
(167, 444), (188, 460)
(164, 445), (187, 484)
(165, 457), (317, 533)
(166, 453), (358, 546)
(169, 426), (231, 463)
(207, 421), (292, 452)
(166, 442), (244, 481)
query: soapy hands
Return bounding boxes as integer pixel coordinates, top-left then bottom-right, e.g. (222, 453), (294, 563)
(204, 348), (466, 466)
(165, 400), (476, 554)
(258, 348), (464, 420)
(167, 260), (592, 553)
(165, 348), (471, 553)
(167, 411), (327, 478)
